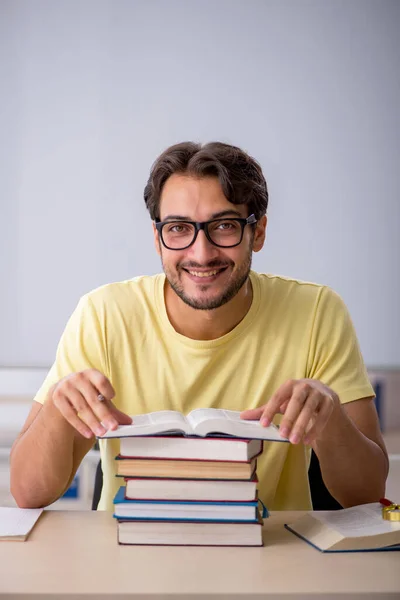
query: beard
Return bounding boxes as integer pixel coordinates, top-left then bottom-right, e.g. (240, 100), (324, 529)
(161, 247), (253, 311)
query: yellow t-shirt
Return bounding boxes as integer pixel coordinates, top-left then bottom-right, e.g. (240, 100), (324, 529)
(34, 271), (374, 511)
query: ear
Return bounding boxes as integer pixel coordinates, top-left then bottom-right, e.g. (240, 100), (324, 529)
(252, 215), (267, 253)
(152, 222), (161, 257)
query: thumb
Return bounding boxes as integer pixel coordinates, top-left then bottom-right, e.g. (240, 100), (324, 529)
(240, 407), (264, 420)
(109, 405), (133, 425)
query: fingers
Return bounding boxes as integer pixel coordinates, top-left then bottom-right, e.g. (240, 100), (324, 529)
(279, 383), (315, 443)
(73, 374), (118, 430)
(89, 369), (115, 402)
(240, 407), (264, 420)
(248, 379), (336, 445)
(259, 380), (295, 426)
(111, 407), (133, 425)
(51, 369), (131, 438)
(280, 386), (334, 444)
(241, 382), (296, 426)
(303, 398), (333, 445)
(53, 388), (95, 439)
(281, 388), (321, 443)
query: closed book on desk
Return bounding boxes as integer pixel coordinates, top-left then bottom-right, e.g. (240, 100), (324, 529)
(115, 456), (257, 480)
(117, 516), (264, 546)
(119, 435), (263, 462)
(124, 475), (258, 501)
(0, 508), (43, 542)
(113, 486), (263, 521)
(285, 502), (400, 552)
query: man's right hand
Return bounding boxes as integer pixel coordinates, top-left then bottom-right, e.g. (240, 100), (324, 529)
(50, 369), (132, 439)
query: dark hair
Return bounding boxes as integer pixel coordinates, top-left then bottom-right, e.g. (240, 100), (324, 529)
(144, 141), (269, 221)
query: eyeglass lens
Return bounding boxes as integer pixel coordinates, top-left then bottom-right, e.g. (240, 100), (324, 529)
(162, 220), (243, 249)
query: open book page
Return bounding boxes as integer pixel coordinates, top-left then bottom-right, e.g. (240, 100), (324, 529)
(0, 507), (43, 540)
(312, 503), (400, 538)
(133, 411), (187, 427)
(187, 408), (228, 426)
(100, 410), (190, 438)
(186, 408), (286, 440)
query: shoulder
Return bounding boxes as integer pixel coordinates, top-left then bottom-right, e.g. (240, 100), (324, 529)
(254, 271), (324, 293)
(252, 270), (324, 300)
(251, 271), (346, 314)
(78, 274), (163, 314)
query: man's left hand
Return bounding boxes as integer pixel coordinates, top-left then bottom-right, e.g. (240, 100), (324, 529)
(240, 379), (341, 445)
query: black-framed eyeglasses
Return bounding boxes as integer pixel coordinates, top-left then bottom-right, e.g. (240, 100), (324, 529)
(155, 214), (257, 250)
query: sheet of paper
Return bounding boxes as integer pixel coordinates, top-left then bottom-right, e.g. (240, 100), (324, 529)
(0, 507), (43, 538)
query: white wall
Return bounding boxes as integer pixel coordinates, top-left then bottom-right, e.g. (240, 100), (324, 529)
(1, 0), (399, 372)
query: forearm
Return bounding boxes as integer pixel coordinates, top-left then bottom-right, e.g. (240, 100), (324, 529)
(10, 401), (76, 508)
(312, 404), (389, 508)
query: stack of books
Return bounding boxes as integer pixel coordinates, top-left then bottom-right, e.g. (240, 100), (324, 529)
(102, 408), (287, 546)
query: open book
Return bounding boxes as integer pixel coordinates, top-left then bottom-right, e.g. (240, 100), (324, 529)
(100, 408), (287, 441)
(285, 503), (400, 552)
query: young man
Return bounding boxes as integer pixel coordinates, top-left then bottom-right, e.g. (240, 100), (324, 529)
(10, 142), (388, 511)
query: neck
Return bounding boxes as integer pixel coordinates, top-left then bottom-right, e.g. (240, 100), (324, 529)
(164, 277), (253, 340)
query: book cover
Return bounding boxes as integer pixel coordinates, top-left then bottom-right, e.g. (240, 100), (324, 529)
(113, 486), (267, 522)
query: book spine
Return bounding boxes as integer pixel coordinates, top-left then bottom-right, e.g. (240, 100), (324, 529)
(114, 515), (259, 523)
(115, 499), (259, 506)
(116, 454), (255, 464)
(124, 496), (257, 502)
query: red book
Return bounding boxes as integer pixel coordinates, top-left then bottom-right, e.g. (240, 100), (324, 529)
(119, 436), (263, 462)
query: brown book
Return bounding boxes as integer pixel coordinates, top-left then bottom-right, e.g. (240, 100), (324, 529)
(115, 456), (257, 480)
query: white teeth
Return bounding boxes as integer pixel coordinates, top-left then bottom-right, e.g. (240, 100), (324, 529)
(188, 270), (219, 278)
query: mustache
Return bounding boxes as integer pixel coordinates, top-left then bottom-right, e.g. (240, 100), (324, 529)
(179, 260), (232, 270)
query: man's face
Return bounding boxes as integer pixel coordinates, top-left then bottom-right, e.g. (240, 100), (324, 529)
(153, 174), (266, 310)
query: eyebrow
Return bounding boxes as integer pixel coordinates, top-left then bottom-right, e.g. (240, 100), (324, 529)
(162, 209), (244, 221)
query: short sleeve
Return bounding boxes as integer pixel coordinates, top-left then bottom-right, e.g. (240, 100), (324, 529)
(306, 286), (375, 404)
(33, 295), (108, 405)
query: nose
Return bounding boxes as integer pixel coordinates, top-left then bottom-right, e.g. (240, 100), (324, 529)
(187, 229), (220, 263)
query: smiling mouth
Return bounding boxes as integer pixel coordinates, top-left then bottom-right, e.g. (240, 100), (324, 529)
(182, 267), (228, 279)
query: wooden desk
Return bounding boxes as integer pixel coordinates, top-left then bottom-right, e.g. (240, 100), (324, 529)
(0, 511), (399, 599)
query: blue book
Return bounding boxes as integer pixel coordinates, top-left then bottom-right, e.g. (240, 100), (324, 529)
(285, 503), (400, 552)
(113, 486), (268, 522)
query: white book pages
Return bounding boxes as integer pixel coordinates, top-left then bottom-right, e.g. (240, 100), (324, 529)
(0, 507), (43, 541)
(311, 503), (400, 538)
(101, 410), (189, 438)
